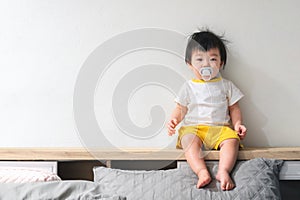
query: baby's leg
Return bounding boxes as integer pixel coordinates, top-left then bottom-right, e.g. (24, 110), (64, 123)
(216, 138), (239, 191)
(181, 134), (211, 188)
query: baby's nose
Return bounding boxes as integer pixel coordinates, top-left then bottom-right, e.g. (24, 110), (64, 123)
(202, 59), (210, 66)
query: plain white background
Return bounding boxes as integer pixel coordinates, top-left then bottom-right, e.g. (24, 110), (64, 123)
(1, 0), (299, 147)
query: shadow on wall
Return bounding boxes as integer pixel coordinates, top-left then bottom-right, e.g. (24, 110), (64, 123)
(223, 53), (300, 147)
(222, 55), (269, 147)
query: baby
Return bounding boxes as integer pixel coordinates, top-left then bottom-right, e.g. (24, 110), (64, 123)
(167, 30), (247, 191)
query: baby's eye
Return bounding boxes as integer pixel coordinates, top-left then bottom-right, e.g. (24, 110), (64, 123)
(210, 58), (217, 61)
(196, 58), (203, 61)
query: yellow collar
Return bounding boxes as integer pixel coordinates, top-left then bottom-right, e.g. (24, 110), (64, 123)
(191, 77), (222, 83)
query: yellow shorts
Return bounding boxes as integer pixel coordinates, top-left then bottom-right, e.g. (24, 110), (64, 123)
(176, 125), (241, 150)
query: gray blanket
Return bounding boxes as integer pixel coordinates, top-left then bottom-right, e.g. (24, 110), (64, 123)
(0, 180), (125, 200)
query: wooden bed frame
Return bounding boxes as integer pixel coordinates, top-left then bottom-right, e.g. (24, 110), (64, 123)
(1, 147), (300, 180)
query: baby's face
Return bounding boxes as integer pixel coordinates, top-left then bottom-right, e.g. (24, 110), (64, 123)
(188, 48), (223, 80)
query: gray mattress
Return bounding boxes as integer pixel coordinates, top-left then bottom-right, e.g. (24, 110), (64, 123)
(93, 158), (283, 200)
(0, 158), (283, 200)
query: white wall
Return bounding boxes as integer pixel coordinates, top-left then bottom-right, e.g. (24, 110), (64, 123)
(0, 0), (299, 147)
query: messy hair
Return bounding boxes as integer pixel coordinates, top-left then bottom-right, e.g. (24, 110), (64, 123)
(185, 29), (228, 68)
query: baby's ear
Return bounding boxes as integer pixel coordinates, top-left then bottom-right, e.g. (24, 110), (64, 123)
(220, 62), (225, 69)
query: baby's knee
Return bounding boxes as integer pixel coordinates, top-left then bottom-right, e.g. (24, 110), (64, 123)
(219, 138), (239, 148)
(181, 134), (202, 149)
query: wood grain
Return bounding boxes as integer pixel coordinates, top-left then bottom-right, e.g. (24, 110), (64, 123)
(0, 147), (299, 161)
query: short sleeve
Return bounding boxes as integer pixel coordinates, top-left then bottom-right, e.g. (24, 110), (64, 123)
(174, 82), (190, 107)
(227, 80), (244, 106)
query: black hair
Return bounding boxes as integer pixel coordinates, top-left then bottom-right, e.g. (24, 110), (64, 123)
(185, 29), (228, 68)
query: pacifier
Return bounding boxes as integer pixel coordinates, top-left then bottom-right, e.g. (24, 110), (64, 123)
(200, 66), (214, 81)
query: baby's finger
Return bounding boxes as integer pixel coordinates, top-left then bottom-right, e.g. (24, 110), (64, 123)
(168, 129), (175, 136)
(170, 119), (178, 126)
(237, 125), (246, 134)
(240, 125), (247, 133)
(238, 132), (246, 140)
(167, 122), (175, 129)
(167, 123), (175, 130)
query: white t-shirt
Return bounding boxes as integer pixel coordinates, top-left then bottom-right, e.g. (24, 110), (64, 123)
(175, 77), (244, 126)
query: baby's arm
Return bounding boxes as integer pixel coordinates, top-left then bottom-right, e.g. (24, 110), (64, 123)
(167, 103), (187, 136)
(229, 102), (247, 140)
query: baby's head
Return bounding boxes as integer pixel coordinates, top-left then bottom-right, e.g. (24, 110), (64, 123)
(185, 30), (228, 81)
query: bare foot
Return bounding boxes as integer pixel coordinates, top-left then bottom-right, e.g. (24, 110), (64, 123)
(216, 170), (235, 191)
(196, 169), (212, 188)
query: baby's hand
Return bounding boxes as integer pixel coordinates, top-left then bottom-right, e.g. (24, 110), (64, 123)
(167, 119), (178, 136)
(235, 124), (247, 140)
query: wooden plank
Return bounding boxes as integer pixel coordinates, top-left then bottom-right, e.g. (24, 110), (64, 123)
(0, 147), (299, 161)
(0, 148), (94, 161)
(237, 147), (300, 160)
